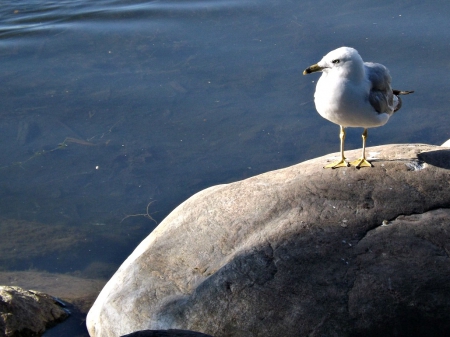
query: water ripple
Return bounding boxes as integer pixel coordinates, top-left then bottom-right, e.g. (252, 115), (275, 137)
(0, 0), (248, 38)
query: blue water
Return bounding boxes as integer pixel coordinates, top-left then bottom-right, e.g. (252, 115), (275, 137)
(0, 0), (449, 335)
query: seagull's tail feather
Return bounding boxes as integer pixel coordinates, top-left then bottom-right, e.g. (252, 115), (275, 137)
(392, 90), (414, 113)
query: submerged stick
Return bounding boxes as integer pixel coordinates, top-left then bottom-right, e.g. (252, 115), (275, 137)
(121, 201), (158, 225)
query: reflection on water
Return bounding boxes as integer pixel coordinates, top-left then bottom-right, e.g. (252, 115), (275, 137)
(0, 0), (449, 335)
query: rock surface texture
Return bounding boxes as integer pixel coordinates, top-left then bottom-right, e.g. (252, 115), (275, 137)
(0, 285), (69, 337)
(87, 144), (450, 337)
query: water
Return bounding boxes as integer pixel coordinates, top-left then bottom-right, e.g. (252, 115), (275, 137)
(0, 0), (449, 335)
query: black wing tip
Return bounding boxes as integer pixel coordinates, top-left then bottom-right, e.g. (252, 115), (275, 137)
(393, 90), (414, 95)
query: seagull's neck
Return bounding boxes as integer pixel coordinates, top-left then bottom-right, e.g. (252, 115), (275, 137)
(325, 60), (365, 84)
(342, 62), (365, 83)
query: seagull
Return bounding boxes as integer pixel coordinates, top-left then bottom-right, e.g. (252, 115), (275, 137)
(303, 47), (413, 168)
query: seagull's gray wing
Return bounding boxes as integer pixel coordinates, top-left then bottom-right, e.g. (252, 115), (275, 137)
(364, 62), (395, 115)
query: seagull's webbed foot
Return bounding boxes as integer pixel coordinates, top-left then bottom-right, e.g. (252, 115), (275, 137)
(324, 158), (350, 169)
(350, 158), (373, 169)
(323, 125), (349, 169)
(350, 128), (373, 169)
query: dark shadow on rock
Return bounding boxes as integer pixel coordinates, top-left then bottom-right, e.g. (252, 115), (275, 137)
(418, 149), (450, 169)
(154, 210), (450, 337)
(121, 330), (214, 337)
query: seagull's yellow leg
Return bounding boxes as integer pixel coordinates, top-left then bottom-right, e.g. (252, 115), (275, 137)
(350, 128), (373, 168)
(324, 125), (350, 169)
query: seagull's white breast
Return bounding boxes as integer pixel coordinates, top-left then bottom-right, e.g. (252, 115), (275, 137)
(314, 71), (390, 128)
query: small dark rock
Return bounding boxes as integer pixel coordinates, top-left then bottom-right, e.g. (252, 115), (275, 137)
(0, 285), (69, 337)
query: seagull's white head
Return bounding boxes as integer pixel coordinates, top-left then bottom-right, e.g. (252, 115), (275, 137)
(303, 47), (364, 79)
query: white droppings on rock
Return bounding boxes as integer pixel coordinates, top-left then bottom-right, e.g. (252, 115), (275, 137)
(405, 160), (427, 171)
(367, 152), (380, 159)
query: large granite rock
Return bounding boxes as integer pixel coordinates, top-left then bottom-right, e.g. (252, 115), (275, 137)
(0, 285), (69, 336)
(87, 144), (450, 337)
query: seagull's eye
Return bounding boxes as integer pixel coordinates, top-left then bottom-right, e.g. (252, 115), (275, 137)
(332, 59), (340, 64)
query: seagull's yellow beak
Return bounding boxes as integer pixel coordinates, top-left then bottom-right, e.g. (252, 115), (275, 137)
(303, 63), (324, 75)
